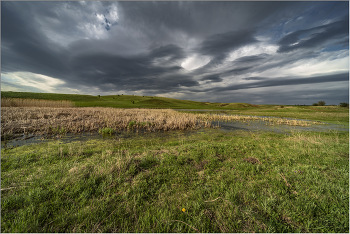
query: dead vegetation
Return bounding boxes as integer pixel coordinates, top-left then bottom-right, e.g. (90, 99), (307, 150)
(1, 98), (74, 108)
(1, 107), (211, 136)
(243, 157), (262, 165)
(195, 113), (322, 126)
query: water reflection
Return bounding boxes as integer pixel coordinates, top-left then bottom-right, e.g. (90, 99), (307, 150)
(1, 129), (195, 149)
(1, 117), (348, 149)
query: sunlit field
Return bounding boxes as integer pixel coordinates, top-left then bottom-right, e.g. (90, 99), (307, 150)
(1, 129), (348, 232)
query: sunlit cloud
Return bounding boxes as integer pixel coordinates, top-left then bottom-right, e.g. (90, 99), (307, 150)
(181, 54), (211, 71)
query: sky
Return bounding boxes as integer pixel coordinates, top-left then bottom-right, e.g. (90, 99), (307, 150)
(1, 1), (349, 105)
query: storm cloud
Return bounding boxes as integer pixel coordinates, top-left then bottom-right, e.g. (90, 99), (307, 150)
(1, 1), (349, 104)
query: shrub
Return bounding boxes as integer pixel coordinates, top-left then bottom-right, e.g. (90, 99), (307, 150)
(340, 102), (349, 107)
(280, 105), (284, 108)
(98, 127), (115, 135)
(128, 121), (136, 129)
(312, 103), (318, 106)
(318, 101), (326, 106)
(50, 126), (66, 135)
(137, 122), (154, 127)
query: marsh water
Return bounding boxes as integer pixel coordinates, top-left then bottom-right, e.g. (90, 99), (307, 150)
(1, 113), (348, 148)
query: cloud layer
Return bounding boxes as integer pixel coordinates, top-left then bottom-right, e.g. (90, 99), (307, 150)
(1, 1), (349, 104)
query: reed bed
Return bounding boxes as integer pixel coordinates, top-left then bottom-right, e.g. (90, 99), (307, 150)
(1, 107), (324, 138)
(1, 98), (74, 108)
(1, 107), (211, 136)
(195, 113), (323, 126)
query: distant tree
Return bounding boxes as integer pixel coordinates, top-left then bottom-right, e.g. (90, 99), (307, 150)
(340, 102), (349, 107)
(312, 103), (318, 106)
(97, 95), (100, 98)
(318, 101), (325, 106)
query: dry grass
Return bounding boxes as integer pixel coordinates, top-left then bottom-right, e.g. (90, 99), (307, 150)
(195, 113), (322, 126)
(1, 107), (211, 136)
(1, 106), (325, 138)
(1, 98), (74, 108)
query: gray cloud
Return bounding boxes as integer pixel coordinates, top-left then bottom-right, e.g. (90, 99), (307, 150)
(277, 16), (349, 53)
(1, 1), (348, 104)
(66, 44), (198, 92)
(202, 73), (349, 93)
(243, 77), (267, 81)
(200, 75), (223, 83)
(198, 30), (258, 57)
(234, 54), (269, 63)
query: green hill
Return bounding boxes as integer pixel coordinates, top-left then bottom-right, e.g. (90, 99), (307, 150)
(1, 91), (259, 110)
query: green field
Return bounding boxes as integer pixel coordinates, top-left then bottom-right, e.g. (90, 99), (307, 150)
(1, 129), (349, 232)
(1, 91), (257, 109)
(1, 91), (349, 232)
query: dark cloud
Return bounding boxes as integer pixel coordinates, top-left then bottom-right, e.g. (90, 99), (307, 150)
(277, 16), (349, 53)
(333, 38), (349, 48)
(198, 30), (258, 57)
(200, 75), (223, 83)
(208, 85), (349, 105)
(202, 73), (349, 92)
(117, 1), (299, 39)
(66, 45), (197, 92)
(1, 2), (41, 45)
(234, 54), (269, 63)
(149, 44), (186, 61)
(1, 1), (348, 104)
(243, 77), (267, 81)
(223, 67), (253, 76)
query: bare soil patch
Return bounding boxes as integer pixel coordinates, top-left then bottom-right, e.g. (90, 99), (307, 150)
(243, 157), (262, 165)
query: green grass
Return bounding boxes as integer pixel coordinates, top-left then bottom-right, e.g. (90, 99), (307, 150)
(98, 127), (115, 135)
(1, 91), (260, 110)
(1, 129), (348, 232)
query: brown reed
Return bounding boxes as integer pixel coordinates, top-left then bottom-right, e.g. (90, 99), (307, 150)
(1, 98), (74, 108)
(1, 107), (211, 136)
(1, 107), (322, 138)
(194, 113), (322, 126)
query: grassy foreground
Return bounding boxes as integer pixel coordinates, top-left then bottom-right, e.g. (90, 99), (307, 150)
(1, 129), (348, 232)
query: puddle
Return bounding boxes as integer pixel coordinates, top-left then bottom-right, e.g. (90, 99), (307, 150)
(216, 120), (348, 134)
(174, 109), (226, 112)
(1, 115), (348, 149)
(1, 129), (197, 149)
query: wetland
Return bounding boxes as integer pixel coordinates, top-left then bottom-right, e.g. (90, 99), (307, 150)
(1, 95), (349, 233)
